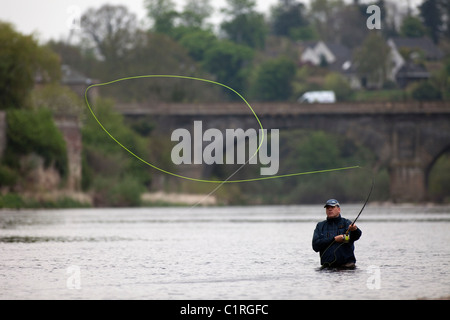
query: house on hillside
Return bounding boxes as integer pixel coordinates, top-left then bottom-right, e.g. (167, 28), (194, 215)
(299, 37), (444, 90)
(300, 41), (351, 70)
(387, 37), (444, 88)
(299, 40), (360, 89)
(35, 64), (99, 99)
(61, 64), (99, 99)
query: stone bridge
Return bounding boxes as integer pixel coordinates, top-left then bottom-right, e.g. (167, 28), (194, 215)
(118, 101), (450, 203)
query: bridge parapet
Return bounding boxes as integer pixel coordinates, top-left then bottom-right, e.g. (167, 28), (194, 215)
(118, 101), (450, 116)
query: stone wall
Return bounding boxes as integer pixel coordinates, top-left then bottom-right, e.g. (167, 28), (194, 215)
(0, 111), (82, 193)
(54, 115), (82, 191)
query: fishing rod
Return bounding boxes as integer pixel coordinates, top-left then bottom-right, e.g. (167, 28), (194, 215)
(345, 174), (375, 236)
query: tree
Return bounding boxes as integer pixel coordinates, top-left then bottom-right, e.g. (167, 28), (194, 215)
(77, 4), (221, 103)
(354, 33), (392, 89)
(220, 0), (267, 49)
(271, 0), (308, 37)
(441, 0), (450, 39)
(31, 83), (84, 119)
(419, 0), (443, 43)
(400, 16), (426, 38)
(47, 40), (99, 79)
(179, 29), (218, 61)
(309, 0), (345, 42)
(82, 98), (148, 206)
(145, 0), (178, 35)
(252, 57), (296, 101)
(145, 0), (215, 40)
(310, 0), (371, 49)
(202, 40), (254, 96)
(179, 0), (214, 29)
(6, 108), (68, 177)
(431, 56), (450, 100)
(0, 22), (60, 110)
(288, 25), (319, 41)
(104, 31), (220, 103)
(222, 0), (257, 16)
(381, 0), (401, 38)
(80, 4), (138, 72)
(334, 4), (369, 49)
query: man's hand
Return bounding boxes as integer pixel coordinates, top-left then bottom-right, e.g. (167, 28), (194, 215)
(334, 234), (345, 243)
(348, 224), (357, 232)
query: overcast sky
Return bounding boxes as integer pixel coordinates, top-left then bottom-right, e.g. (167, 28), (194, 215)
(1, 0), (423, 43)
(0, 0), (280, 42)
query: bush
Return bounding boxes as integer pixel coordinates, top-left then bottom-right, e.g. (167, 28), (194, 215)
(92, 175), (144, 207)
(410, 81), (442, 101)
(324, 72), (353, 101)
(0, 193), (24, 209)
(252, 57), (296, 101)
(0, 193), (91, 209)
(6, 108), (68, 177)
(82, 98), (152, 206)
(0, 164), (18, 187)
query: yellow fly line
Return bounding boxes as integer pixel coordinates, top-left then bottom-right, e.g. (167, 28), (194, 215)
(85, 74), (360, 183)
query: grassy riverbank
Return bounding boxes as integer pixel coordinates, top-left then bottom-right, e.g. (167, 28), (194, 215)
(0, 192), (91, 209)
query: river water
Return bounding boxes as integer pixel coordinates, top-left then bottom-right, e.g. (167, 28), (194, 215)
(0, 205), (449, 300)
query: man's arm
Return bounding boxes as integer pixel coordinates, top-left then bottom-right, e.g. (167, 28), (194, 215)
(346, 220), (362, 241)
(350, 226), (362, 241)
(312, 223), (333, 252)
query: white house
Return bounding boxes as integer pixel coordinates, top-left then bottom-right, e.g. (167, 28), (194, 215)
(300, 41), (337, 66)
(300, 37), (444, 90)
(299, 41), (360, 89)
(387, 37), (443, 88)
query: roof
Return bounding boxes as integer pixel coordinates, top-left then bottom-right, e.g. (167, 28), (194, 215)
(389, 37), (443, 60)
(325, 42), (351, 61)
(300, 40), (354, 73)
(61, 64), (94, 85)
(324, 42), (354, 74)
(396, 62), (430, 79)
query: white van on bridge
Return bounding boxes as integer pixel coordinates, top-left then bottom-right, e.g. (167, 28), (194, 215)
(298, 91), (336, 103)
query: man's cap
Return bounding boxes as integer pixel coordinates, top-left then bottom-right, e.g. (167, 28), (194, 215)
(324, 199), (340, 207)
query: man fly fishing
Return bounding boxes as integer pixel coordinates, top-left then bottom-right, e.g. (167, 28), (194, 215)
(312, 199), (362, 268)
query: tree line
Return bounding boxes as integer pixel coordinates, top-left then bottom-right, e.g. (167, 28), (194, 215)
(49, 0), (450, 103)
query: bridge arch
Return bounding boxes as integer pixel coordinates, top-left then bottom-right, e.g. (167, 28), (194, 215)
(425, 145), (450, 202)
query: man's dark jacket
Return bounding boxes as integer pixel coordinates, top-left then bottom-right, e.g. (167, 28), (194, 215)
(312, 214), (362, 267)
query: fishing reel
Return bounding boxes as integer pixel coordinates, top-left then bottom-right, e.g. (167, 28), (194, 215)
(343, 234), (350, 243)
